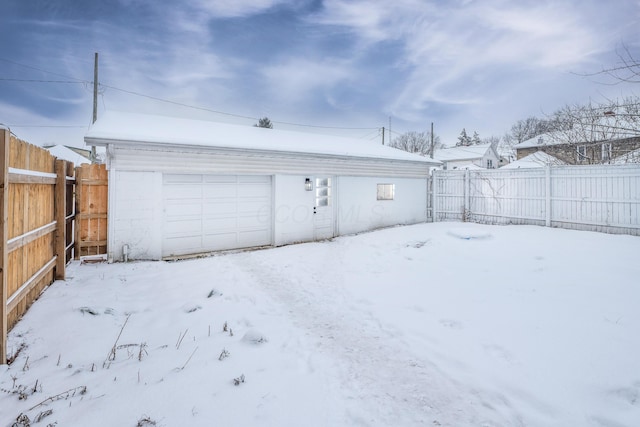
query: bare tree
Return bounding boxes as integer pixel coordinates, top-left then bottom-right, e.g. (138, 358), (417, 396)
(547, 97), (640, 143)
(482, 135), (501, 146)
(390, 131), (442, 156)
(579, 43), (640, 84)
(503, 117), (549, 146)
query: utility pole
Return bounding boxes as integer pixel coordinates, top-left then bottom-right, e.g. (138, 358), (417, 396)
(430, 122), (435, 159)
(92, 52), (98, 163)
(381, 127), (385, 145)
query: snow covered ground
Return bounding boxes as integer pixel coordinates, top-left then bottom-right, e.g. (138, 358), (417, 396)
(1, 223), (639, 427)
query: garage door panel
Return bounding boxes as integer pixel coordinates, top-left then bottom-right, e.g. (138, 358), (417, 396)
(202, 232), (239, 249)
(203, 201), (237, 215)
(164, 234), (201, 250)
(165, 185), (202, 199)
(238, 175), (270, 184)
(164, 174), (203, 184)
(203, 217), (238, 231)
(238, 215), (269, 228)
(204, 175), (237, 184)
(165, 218), (202, 235)
(237, 185), (270, 198)
(166, 202), (202, 217)
(163, 174), (272, 257)
(203, 184), (237, 198)
(238, 229), (271, 246)
(238, 200), (270, 214)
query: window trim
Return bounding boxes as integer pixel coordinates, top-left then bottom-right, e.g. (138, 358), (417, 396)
(377, 183), (395, 201)
(576, 145), (587, 162)
(601, 143), (612, 162)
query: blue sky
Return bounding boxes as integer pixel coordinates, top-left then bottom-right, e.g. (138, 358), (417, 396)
(1, 0), (638, 148)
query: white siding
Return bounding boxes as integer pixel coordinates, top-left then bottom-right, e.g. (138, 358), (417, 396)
(109, 170), (163, 261)
(108, 145), (430, 178)
(273, 175), (337, 246)
(337, 177), (427, 235)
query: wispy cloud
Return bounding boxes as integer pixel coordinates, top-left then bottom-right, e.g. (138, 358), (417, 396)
(194, 0), (289, 18)
(261, 57), (354, 103)
(0, 0), (638, 146)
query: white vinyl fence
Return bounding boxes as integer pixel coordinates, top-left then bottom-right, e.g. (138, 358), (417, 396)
(432, 164), (640, 236)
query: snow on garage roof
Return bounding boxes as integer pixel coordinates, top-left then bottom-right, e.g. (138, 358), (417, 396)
(85, 111), (439, 164)
(45, 144), (91, 166)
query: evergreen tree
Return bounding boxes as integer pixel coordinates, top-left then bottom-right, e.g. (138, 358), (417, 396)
(472, 131), (481, 145)
(255, 117), (273, 129)
(456, 128), (472, 146)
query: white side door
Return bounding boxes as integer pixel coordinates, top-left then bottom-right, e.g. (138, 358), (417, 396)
(313, 177), (335, 240)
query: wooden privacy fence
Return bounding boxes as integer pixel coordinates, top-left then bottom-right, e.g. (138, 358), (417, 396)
(432, 164), (640, 236)
(1, 130), (78, 363)
(75, 163), (108, 258)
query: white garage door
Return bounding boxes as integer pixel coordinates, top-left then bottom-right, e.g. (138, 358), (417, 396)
(163, 174), (272, 257)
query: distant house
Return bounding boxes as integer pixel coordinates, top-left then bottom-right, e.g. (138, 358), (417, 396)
(514, 134), (640, 165)
(613, 147), (640, 164)
(433, 144), (500, 170)
(501, 151), (565, 169)
(44, 144), (92, 165)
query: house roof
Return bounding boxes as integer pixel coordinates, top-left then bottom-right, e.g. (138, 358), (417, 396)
(514, 132), (567, 149)
(433, 144), (493, 162)
(516, 133), (640, 149)
(501, 151), (565, 169)
(613, 148), (640, 164)
(44, 144), (91, 165)
(85, 111), (440, 165)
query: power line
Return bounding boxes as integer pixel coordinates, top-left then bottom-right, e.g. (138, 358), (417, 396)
(99, 83), (258, 121)
(100, 82), (379, 131)
(0, 78), (84, 84)
(0, 56), (380, 132)
(8, 124), (86, 128)
(0, 57), (87, 82)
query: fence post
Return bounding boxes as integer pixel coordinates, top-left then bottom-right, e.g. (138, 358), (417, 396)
(464, 169), (470, 221)
(0, 129), (9, 364)
(431, 173), (436, 222)
(74, 165), (82, 260)
(430, 174), (436, 222)
(545, 165), (551, 227)
(54, 159), (66, 280)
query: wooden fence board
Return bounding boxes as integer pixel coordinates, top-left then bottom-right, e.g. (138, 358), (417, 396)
(0, 129), (8, 364)
(75, 163), (108, 258)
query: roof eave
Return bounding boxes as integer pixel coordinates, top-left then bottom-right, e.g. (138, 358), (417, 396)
(85, 136), (441, 167)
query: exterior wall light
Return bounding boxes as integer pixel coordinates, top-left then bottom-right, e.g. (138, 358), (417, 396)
(305, 178), (313, 191)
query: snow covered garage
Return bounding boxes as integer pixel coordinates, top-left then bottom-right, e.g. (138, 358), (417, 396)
(84, 112), (439, 261)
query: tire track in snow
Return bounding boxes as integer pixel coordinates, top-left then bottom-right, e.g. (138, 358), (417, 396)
(233, 247), (516, 426)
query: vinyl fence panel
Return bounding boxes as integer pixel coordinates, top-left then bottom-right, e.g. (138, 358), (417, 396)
(432, 164), (640, 236)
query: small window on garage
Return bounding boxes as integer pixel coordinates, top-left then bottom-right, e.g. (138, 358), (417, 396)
(315, 177), (331, 207)
(377, 183), (395, 200)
